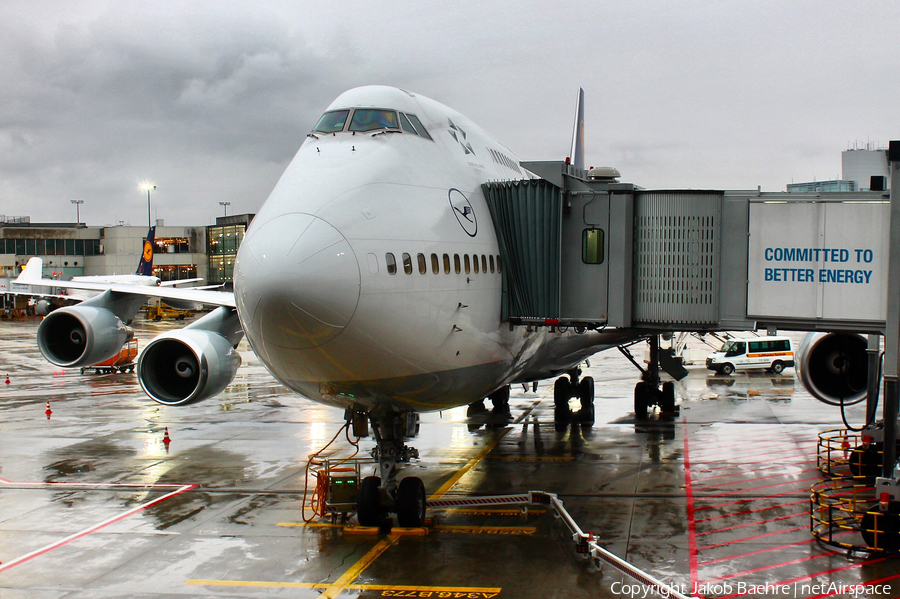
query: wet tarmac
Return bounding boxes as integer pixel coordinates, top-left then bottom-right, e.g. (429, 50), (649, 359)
(1, 318), (897, 598)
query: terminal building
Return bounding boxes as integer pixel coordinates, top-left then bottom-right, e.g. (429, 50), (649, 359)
(787, 146), (889, 193)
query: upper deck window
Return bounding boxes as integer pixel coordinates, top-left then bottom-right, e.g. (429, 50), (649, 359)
(349, 109), (399, 132)
(313, 110), (350, 133)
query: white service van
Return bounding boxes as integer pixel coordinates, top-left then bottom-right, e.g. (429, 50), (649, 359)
(705, 337), (795, 375)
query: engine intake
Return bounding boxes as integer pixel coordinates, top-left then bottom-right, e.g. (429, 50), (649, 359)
(138, 329), (240, 406)
(37, 306), (133, 367)
(796, 332), (869, 406)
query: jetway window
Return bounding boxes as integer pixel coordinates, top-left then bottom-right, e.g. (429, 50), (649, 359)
(443, 254), (450, 274)
(349, 109), (399, 132)
(402, 253), (413, 275)
(431, 253), (439, 274)
(313, 110), (349, 133)
(386, 253), (397, 275)
(454, 254), (460, 274)
(417, 253), (427, 274)
(464, 255), (470, 274)
(582, 229), (604, 264)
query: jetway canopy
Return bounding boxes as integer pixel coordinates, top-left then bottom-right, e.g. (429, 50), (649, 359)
(482, 161), (889, 334)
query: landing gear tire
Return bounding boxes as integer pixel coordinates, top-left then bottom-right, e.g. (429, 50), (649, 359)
(660, 381), (675, 413)
(554, 377), (571, 431)
(578, 376), (595, 425)
(634, 382), (651, 420)
(396, 476), (427, 527)
(489, 385), (511, 414)
(771, 361), (785, 374)
(721, 363), (735, 375)
(467, 400), (486, 416)
(357, 476), (384, 527)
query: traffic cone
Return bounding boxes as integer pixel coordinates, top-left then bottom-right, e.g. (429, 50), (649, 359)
(45, 401), (52, 418)
(163, 427), (171, 446)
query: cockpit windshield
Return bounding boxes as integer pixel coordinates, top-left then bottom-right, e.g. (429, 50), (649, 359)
(314, 110), (350, 133)
(349, 109), (399, 132)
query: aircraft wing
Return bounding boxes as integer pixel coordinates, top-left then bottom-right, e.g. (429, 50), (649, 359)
(14, 257), (235, 308)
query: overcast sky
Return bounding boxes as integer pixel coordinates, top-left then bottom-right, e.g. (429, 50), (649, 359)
(1, 1), (898, 226)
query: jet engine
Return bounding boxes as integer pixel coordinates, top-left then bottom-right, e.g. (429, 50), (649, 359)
(796, 332), (869, 406)
(138, 307), (243, 406)
(37, 305), (133, 367)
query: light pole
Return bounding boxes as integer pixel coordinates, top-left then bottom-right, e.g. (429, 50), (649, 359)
(140, 183), (156, 228)
(219, 201), (231, 217)
(70, 199), (84, 225)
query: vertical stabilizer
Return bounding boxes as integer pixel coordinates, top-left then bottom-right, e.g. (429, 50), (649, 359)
(135, 226), (156, 276)
(569, 88), (585, 170)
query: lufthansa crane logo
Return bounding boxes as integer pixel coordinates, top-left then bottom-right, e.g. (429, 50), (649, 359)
(142, 240), (153, 262)
(448, 189), (477, 237)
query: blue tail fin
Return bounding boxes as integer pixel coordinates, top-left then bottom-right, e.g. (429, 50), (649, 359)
(135, 226), (156, 276)
(569, 88), (585, 170)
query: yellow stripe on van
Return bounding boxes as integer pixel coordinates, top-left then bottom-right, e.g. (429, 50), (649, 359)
(746, 352), (793, 358)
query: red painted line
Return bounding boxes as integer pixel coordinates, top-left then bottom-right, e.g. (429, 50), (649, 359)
(696, 511), (809, 536)
(697, 531), (855, 567)
(0, 479), (197, 572)
(683, 416), (699, 590)
(690, 439), (817, 458)
(691, 460), (817, 484)
(713, 557), (888, 599)
(805, 571), (900, 599)
(703, 550), (840, 583)
(695, 475), (820, 499)
(692, 468), (818, 491)
(696, 524), (808, 551)
(696, 499), (809, 522)
(694, 488), (808, 512)
(693, 455), (814, 473)
(691, 446), (816, 465)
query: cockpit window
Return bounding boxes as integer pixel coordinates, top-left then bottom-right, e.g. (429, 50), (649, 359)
(313, 110), (350, 133)
(405, 114), (432, 140)
(398, 113), (418, 135)
(349, 109), (399, 132)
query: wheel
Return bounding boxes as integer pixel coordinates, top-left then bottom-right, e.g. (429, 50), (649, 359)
(861, 503), (900, 551)
(771, 361), (785, 374)
(489, 385), (511, 413)
(578, 377), (595, 425)
(660, 382), (675, 413)
(634, 382), (650, 420)
(396, 476), (427, 527)
(721, 363), (735, 375)
(356, 476), (384, 527)
(466, 400), (486, 416)
(554, 377), (571, 431)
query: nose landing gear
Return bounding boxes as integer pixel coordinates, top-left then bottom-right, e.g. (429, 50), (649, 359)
(553, 366), (595, 432)
(355, 410), (425, 528)
(619, 336), (683, 420)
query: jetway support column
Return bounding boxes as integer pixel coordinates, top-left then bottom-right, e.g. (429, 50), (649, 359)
(881, 141), (900, 480)
(867, 335), (882, 426)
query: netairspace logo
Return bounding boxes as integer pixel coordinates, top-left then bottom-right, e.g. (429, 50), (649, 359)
(610, 581), (892, 598)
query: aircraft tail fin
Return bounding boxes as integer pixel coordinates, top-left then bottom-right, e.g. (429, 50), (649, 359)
(15, 257), (44, 283)
(569, 87), (585, 170)
(135, 226), (156, 276)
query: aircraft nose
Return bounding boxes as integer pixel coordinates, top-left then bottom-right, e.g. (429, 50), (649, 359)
(235, 213), (360, 349)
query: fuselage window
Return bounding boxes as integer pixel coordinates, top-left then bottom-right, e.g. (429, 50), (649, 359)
(464, 254), (470, 274)
(402, 253), (413, 275)
(481, 255), (487, 273)
(472, 254), (479, 274)
(497, 256), (502, 273)
(399, 113), (418, 135)
(431, 253), (440, 274)
(406, 114), (433, 140)
(386, 253), (397, 275)
(417, 253), (427, 274)
(489, 255), (495, 273)
(454, 254), (460, 274)
(443, 254), (451, 274)
(313, 110), (349, 133)
(582, 229), (605, 264)
(349, 109), (399, 132)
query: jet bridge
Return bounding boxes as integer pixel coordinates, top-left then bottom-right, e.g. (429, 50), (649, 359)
(483, 160), (890, 335)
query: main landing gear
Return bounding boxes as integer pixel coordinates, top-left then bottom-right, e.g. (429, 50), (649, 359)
(354, 410), (425, 528)
(553, 366), (595, 432)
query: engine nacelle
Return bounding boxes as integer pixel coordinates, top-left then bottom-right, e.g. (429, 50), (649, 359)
(796, 332), (869, 406)
(37, 306), (133, 367)
(138, 329), (241, 406)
